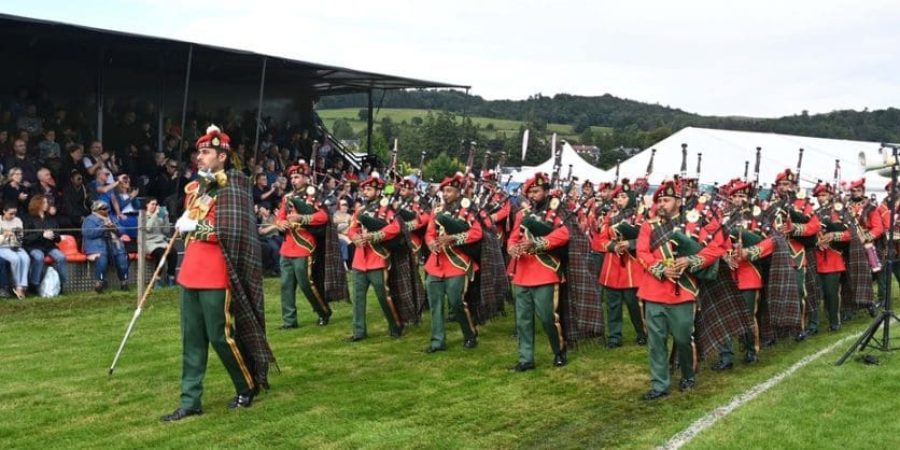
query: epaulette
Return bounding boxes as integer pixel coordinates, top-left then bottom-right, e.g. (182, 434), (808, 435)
(184, 180), (200, 195)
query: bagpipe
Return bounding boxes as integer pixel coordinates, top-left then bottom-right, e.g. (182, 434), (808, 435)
(285, 188), (326, 237)
(435, 201), (480, 259)
(358, 198), (404, 251)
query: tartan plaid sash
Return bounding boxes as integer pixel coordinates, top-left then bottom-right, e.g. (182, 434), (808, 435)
(560, 216), (605, 345)
(695, 264), (754, 359)
(841, 229), (875, 311)
(216, 170), (275, 389)
(319, 219), (349, 302)
(387, 219), (426, 325)
(765, 233), (803, 333)
(470, 226), (508, 324)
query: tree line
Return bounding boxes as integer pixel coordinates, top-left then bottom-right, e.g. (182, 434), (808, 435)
(319, 90), (900, 180)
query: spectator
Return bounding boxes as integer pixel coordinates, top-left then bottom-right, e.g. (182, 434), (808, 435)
(16, 104), (43, 138)
(31, 168), (61, 209)
(3, 167), (31, 211)
(256, 202), (282, 276)
(264, 158), (279, 185)
(90, 168), (119, 210)
(82, 140), (107, 177)
(252, 173), (278, 205)
(60, 170), (91, 232)
(143, 197), (177, 287)
(59, 143), (87, 187)
(0, 129), (10, 156)
(38, 129), (62, 173)
(22, 195), (66, 294)
(148, 158), (183, 218)
(111, 173), (140, 241)
(0, 203), (30, 299)
(5, 139), (38, 184)
(81, 200), (129, 292)
(333, 198), (352, 266)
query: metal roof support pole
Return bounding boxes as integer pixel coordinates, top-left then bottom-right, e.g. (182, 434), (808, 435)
(366, 89), (374, 156)
(253, 56), (268, 162)
(96, 47), (104, 142)
(177, 44), (193, 167)
(157, 55), (165, 153)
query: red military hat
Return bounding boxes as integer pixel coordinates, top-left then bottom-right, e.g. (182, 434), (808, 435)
(359, 174), (386, 190)
(597, 181), (613, 191)
(196, 124), (231, 151)
(439, 174), (466, 190)
(813, 181), (834, 196)
(849, 177), (866, 190)
(610, 178), (632, 198)
(481, 169), (498, 183)
(522, 172), (550, 192)
(653, 179), (681, 202)
(285, 161), (310, 177)
(775, 168), (798, 184)
(728, 180), (752, 196)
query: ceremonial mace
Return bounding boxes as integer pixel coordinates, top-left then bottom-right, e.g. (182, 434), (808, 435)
(108, 231), (180, 375)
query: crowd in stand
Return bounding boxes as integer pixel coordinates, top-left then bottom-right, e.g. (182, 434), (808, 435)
(0, 88), (379, 297)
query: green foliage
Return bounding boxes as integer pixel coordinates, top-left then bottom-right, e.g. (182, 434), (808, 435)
(331, 118), (355, 140)
(320, 90), (900, 152)
(422, 151), (465, 181)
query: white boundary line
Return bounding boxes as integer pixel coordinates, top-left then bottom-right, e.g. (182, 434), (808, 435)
(660, 333), (861, 450)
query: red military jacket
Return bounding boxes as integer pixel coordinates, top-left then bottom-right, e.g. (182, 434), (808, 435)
(507, 201), (570, 287)
(482, 191), (512, 241)
(424, 199), (483, 278)
(178, 181), (229, 289)
(347, 201), (401, 272)
(783, 198), (821, 268)
(277, 191), (329, 258)
(636, 214), (722, 304)
(597, 211), (644, 289)
(849, 199), (884, 243)
(813, 206), (851, 274)
(722, 213), (773, 290)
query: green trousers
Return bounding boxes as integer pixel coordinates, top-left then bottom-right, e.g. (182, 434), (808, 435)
(180, 288), (254, 410)
(718, 290), (760, 364)
(606, 287), (645, 345)
(514, 284), (564, 364)
(795, 267), (814, 334)
(817, 272), (842, 329)
(645, 301), (695, 393)
(280, 256), (330, 326)
(591, 252), (606, 304)
(426, 274), (476, 350)
(352, 269), (402, 338)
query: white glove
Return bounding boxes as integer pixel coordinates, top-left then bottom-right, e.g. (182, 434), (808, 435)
(175, 216), (198, 233)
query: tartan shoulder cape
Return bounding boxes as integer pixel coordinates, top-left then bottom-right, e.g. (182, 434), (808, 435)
(467, 213), (508, 324)
(841, 230), (875, 311)
(313, 218), (349, 303)
(560, 215), (605, 345)
(216, 169), (275, 389)
(387, 218), (426, 325)
(764, 234), (803, 334)
(695, 264), (754, 360)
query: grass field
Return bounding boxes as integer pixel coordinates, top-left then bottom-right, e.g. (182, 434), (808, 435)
(316, 108), (611, 141)
(1, 279), (898, 449)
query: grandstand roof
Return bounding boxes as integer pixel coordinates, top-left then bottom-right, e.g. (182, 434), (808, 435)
(0, 13), (468, 95)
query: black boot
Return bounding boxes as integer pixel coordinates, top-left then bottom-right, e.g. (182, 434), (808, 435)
(160, 407), (202, 422)
(227, 388), (257, 409)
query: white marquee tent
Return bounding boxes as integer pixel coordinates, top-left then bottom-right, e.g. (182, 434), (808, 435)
(615, 127), (889, 193)
(511, 141), (609, 184)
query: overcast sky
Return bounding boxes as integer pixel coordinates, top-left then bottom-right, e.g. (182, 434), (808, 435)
(4, 0), (899, 118)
